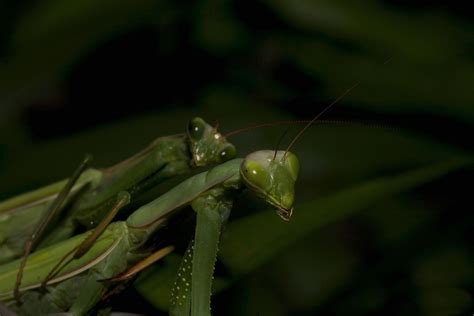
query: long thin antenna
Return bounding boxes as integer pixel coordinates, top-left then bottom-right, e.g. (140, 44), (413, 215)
(224, 120), (304, 138)
(284, 57), (393, 157)
(273, 127), (291, 160)
(223, 118), (397, 138)
(284, 81), (361, 156)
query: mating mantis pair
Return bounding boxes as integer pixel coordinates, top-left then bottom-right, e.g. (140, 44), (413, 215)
(0, 73), (367, 314)
(0, 114), (302, 315)
(0, 117), (236, 265)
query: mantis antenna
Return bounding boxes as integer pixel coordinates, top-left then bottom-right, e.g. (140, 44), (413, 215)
(284, 81), (361, 158)
(273, 127), (291, 160)
(284, 57), (393, 158)
(223, 118), (398, 138)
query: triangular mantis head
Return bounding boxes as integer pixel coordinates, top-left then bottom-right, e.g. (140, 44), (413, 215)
(240, 150), (299, 221)
(186, 117), (236, 166)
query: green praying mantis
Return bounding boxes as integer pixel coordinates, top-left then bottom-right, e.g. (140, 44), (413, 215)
(0, 111), (300, 314)
(0, 148), (299, 315)
(0, 81), (358, 314)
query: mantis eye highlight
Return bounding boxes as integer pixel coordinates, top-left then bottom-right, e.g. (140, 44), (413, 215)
(218, 145), (236, 162)
(188, 117), (205, 141)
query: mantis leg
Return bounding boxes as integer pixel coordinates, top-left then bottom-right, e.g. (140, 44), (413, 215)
(108, 245), (175, 282)
(170, 188), (233, 316)
(69, 245), (174, 315)
(15, 155), (92, 303)
(72, 191), (131, 259)
(41, 191), (131, 286)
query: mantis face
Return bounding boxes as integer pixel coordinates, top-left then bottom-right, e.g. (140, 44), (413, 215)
(186, 117), (237, 166)
(240, 150), (299, 221)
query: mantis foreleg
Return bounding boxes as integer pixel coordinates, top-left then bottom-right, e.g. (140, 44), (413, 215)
(14, 155), (92, 303)
(40, 192), (131, 287)
(170, 188), (233, 316)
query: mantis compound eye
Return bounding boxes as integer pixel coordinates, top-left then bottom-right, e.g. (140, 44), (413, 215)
(217, 145), (236, 163)
(187, 117), (206, 141)
(242, 160), (271, 192)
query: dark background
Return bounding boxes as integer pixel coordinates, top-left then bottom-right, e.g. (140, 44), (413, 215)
(0, 0), (473, 315)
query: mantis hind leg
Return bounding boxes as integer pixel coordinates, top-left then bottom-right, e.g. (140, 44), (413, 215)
(14, 155), (93, 303)
(107, 245), (175, 283)
(170, 188), (233, 316)
(41, 191), (131, 287)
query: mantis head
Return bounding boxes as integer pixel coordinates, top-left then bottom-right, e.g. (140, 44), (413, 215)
(186, 117), (237, 166)
(240, 150), (299, 221)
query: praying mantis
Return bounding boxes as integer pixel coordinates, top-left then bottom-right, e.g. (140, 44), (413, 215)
(0, 78), (363, 315)
(0, 110), (300, 315)
(0, 148), (299, 315)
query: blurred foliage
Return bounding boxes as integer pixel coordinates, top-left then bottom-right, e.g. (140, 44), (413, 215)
(0, 0), (473, 315)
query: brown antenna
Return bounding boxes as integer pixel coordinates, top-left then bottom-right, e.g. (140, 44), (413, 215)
(284, 81), (361, 157)
(223, 120), (302, 138)
(284, 57), (393, 158)
(223, 118), (397, 138)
